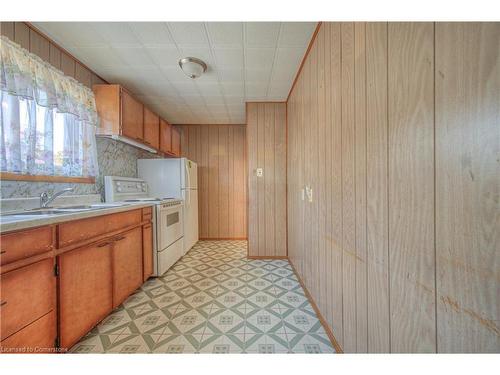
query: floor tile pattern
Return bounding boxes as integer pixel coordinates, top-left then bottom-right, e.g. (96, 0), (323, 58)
(71, 240), (335, 354)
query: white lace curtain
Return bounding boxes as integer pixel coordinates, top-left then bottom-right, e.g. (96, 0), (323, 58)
(0, 36), (99, 178)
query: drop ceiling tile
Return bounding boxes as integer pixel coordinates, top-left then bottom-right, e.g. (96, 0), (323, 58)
(213, 47), (244, 67)
(218, 68), (244, 82)
(206, 22), (243, 47)
(71, 47), (125, 69)
(133, 81), (174, 97)
(112, 47), (155, 67)
(224, 96), (245, 105)
(245, 22), (281, 48)
(180, 95), (207, 106)
(274, 47), (306, 69)
(245, 48), (276, 69)
(170, 82), (200, 95)
(220, 82), (244, 96)
(245, 68), (272, 82)
(204, 96), (226, 106)
(33, 21), (314, 124)
(161, 66), (194, 83)
(167, 22), (209, 46)
(196, 82), (222, 96)
(267, 82), (291, 99)
(127, 22), (175, 46)
(245, 82), (268, 98)
(93, 23), (141, 46)
(278, 22), (316, 47)
(146, 46), (182, 67)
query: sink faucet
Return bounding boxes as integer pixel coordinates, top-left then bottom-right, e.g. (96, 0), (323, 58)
(40, 187), (74, 208)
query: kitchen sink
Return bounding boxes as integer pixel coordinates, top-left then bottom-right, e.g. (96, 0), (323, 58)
(1, 203), (129, 218)
(1, 209), (70, 216)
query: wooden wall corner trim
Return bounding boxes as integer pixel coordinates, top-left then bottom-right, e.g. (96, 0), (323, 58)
(286, 22), (323, 102)
(289, 258), (344, 353)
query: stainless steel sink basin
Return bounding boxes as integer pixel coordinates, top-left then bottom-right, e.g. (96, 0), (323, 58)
(2, 209), (70, 216)
(1, 203), (130, 219)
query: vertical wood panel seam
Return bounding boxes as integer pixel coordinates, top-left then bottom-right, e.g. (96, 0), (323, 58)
(433, 22), (438, 353)
(340, 22), (345, 347)
(364, 22), (369, 353)
(386, 23), (392, 353)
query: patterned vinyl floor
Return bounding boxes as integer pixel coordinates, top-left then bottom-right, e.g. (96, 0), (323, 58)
(70, 240), (335, 354)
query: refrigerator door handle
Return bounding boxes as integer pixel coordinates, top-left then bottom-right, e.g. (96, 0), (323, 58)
(185, 160), (190, 189)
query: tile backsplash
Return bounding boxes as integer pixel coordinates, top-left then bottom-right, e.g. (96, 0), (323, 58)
(0, 137), (159, 200)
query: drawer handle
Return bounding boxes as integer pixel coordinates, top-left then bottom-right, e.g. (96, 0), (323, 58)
(0, 301), (7, 307)
(0, 250), (6, 255)
(98, 242), (111, 247)
(114, 236), (126, 242)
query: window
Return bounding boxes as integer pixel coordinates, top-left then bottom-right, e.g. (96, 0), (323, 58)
(0, 91), (98, 179)
(0, 35), (99, 182)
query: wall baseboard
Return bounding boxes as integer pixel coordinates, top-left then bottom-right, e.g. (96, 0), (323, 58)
(199, 237), (248, 241)
(247, 255), (288, 260)
(288, 259), (344, 354)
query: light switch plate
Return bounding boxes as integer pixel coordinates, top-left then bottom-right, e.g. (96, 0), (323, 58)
(256, 168), (263, 177)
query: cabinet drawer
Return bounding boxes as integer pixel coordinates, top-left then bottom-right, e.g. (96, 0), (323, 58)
(0, 258), (55, 340)
(58, 209), (142, 247)
(0, 226), (54, 266)
(0, 310), (56, 353)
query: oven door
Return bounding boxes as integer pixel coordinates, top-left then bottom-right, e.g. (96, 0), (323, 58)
(157, 203), (184, 251)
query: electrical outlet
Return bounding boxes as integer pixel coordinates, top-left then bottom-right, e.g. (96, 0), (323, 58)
(305, 186), (313, 202)
(256, 168), (263, 177)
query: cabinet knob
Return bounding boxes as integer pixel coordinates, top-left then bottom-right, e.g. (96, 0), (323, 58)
(0, 250), (6, 255)
(0, 301), (7, 307)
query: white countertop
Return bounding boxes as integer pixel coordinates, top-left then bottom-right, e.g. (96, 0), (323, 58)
(0, 201), (156, 233)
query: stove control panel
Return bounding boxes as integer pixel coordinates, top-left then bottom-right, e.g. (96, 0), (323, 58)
(104, 176), (149, 202)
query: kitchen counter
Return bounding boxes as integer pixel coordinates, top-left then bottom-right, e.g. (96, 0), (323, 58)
(0, 201), (156, 233)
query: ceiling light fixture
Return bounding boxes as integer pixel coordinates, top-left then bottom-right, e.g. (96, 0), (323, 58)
(178, 57), (207, 79)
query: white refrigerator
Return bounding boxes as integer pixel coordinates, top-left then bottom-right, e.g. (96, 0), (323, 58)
(137, 158), (199, 254)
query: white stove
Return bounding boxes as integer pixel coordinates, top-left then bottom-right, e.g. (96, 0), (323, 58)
(104, 176), (184, 276)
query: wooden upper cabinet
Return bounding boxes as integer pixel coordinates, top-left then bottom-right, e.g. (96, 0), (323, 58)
(121, 89), (144, 142)
(93, 84), (147, 145)
(143, 107), (160, 149)
(171, 126), (181, 156)
(160, 118), (172, 154)
(58, 240), (113, 349)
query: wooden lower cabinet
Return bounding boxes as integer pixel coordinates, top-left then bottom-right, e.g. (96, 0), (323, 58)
(142, 224), (153, 282)
(58, 240), (113, 349)
(0, 258), (55, 341)
(0, 311), (56, 353)
(112, 227), (143, 308)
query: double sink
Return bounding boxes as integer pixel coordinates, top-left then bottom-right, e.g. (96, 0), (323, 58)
(1, 203), (129, 219)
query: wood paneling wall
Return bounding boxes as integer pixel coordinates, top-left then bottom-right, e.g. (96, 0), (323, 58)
(176, 125), (247, 240)
(0, 22), (106, 88)
(246, 103), (287, 258)
(287, 22), (499, 353)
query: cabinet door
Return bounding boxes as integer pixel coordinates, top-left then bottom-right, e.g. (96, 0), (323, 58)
(0, 311), (56, 353)
(112, 227), (143, 308)
(142, 224), (153, 282)
(143, 107), (160, 150)
(0, 258), (55, 341)
(121, 90), (144, 141)
(159, 118), (172, 154)
(171, 126), (181, 156)
(59, 241), (113, 349)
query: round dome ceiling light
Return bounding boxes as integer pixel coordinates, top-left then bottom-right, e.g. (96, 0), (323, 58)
(178, 57), (207, 79)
